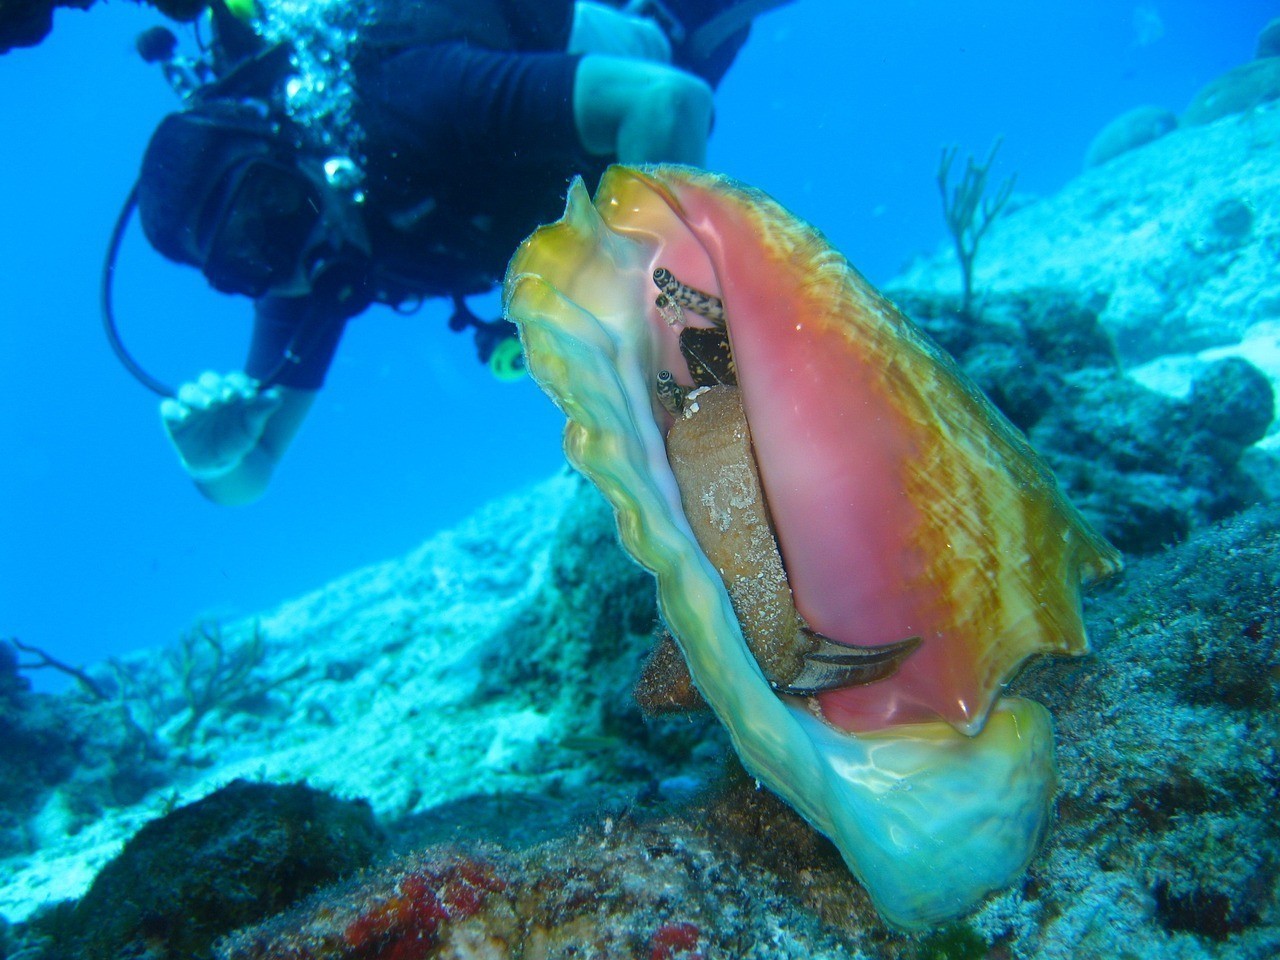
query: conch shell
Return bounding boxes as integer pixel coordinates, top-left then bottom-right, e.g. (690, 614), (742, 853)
(503, 165), (1120, 927)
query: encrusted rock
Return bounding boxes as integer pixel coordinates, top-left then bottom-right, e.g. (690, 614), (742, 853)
(55, 780), (383, 960)
(1183, 58), (1280, 126)
(1084, 105), (1178, 169)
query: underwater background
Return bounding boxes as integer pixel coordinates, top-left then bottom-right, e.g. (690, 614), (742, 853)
(2, 2), (1280, 958)
(0, 0), (1272, 679)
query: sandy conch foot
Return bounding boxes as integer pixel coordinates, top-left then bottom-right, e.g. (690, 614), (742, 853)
(663, 380), (919, 694)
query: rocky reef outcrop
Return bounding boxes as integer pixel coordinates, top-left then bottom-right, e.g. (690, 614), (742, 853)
(4, 476), (1277, 960)
(891, 286), (1274, 554)
(893, 102), (1280, 370)
(888, 32), (1280, 555)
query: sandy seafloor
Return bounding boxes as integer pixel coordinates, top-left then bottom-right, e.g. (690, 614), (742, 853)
(3, 51), (1280, 960)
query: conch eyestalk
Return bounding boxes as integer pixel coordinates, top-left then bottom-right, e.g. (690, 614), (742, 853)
(503, 164), (1120, 927)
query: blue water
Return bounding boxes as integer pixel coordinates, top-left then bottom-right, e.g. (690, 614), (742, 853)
(0, 0), (1270, 684)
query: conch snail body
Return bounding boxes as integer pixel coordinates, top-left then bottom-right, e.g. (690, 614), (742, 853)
(503, 165), (1120, 927)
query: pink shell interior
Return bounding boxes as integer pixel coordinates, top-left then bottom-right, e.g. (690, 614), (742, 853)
(594, 167), (1118, 735)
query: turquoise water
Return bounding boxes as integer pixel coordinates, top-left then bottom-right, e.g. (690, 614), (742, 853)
(0, 0), (1270, 675)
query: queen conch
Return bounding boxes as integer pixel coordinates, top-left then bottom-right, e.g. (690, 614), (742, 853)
(502, 165), (1121, 928)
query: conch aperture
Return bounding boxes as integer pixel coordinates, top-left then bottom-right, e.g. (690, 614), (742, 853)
(503, 165), (1121, 928)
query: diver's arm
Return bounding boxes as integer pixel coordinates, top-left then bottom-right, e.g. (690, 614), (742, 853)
(160, 372), (317, 506)
(189, 385), (316, 506)
(164, 294), (346, 505)
(573, 54), (713, 164)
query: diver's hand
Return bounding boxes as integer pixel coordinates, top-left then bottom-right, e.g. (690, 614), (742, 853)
(160, 371), (283, 482)
(569, 1), (672, 61)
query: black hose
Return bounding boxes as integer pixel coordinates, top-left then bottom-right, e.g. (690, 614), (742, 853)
(101, 182), (179, 398)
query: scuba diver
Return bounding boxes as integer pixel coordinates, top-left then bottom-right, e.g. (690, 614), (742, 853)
(112, 0), (789, 505)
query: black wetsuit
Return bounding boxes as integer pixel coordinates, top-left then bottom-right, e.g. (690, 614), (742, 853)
(245, 0), (753, 389)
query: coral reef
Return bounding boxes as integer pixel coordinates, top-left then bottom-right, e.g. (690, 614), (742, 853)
(891, 286), (1274, 553)
(0, 641), (165, 859)
(1183, 58), (1280, 127)
(42, 503), (1266, 960)
(3, 489), (1275, 959)
(893, 97), (1280, 369)
(1004, 502), (1280, 956)
(1085, 17), (1280, 168)
(0, 471), (736, 928)
(159, 620), (307, 749)
(214, 809), (840, 960)
(217, 854), (514, 959)
(1083, 105), (1178, 169)
(22, 779), (383, 960)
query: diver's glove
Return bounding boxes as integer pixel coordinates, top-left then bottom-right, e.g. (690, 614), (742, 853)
(569, 1), (672, 61)
(160, 371), (282, 482)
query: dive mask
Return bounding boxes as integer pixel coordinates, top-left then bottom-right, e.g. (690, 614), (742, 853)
(200, 155), (327, 298)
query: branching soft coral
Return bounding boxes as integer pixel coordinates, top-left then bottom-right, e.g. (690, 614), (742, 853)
(937, 138), (1017, 317)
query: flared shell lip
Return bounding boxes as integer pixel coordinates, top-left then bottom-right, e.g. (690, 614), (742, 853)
(500, 163), (1096, 927)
